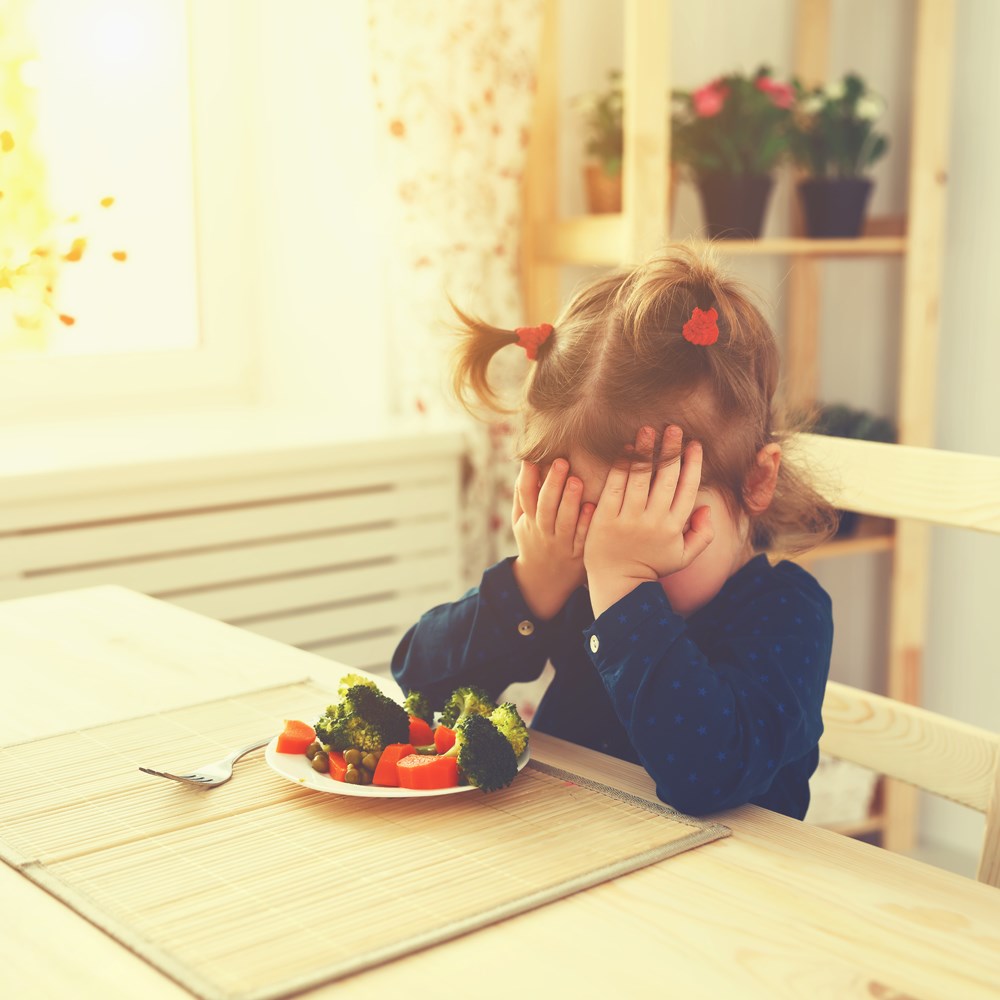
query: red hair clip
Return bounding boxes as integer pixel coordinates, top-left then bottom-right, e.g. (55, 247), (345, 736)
(682, 306), (719, 346)
(515, 323), (553, 360)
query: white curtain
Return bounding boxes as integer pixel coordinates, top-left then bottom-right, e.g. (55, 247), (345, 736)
(368, 0), (543, 585)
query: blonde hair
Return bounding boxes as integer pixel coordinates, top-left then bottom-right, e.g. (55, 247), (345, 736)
(453, 243), (837, 554)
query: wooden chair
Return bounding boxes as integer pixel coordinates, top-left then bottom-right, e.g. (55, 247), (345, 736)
(794, 433), (1000, 887)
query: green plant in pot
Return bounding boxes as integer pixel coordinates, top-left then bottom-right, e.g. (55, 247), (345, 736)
(808, 403), (896, 536)
(572, 70), (625, 213)
(572, 70), (676, 216)
(790, 73), (889, 238)
(672, 66), (794, 239)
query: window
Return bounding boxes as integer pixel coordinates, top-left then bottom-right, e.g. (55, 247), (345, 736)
(0, 0), (257, 420)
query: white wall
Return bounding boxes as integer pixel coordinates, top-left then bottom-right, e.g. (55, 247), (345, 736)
(923, 0), (1000, 859)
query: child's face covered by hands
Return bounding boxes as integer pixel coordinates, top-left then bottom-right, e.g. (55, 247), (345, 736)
(573, 427), (752, 619)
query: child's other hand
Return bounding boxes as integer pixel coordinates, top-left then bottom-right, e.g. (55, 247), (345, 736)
(584, 426), (714, 618)
(511, 459), (595, 620)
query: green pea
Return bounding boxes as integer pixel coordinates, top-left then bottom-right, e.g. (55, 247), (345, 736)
(304, 741), (321, 759)
(361, 753), (379, 773)
(345, 765), (362, 784)
(310, 751), (328, 773)
(344, 748), (363, 767)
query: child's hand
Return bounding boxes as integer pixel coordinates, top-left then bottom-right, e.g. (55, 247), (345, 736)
(511, 459), (596, 620)
(584, 426), (714, 618)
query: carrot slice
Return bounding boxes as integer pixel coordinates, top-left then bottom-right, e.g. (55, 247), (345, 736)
(434, 724), (456, 754)
(396, 753), (459, 790)
(327, 751), (348, 782)
(372, 742), (415, 787)
(276, 719), (316, 754)
(408, 715), (434, 746)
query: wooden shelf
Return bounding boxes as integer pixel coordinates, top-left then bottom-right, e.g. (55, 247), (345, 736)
(807, 523), (895, 561)
(776, 516), (895, 564)
(533, 218), (907, 266)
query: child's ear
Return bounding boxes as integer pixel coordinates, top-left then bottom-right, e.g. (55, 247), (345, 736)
(744, 443), (781, 514)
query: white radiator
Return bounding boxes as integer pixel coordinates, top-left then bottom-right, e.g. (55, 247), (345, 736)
(0, 422), (465, 678)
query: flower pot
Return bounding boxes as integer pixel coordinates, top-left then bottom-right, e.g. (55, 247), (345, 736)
(695, 172), (774, 240)
(584, 163), (622, 213)
(583, 164), (679, 222)
(797, 177), (874, 238)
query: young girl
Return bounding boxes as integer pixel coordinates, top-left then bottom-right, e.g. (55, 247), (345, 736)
(392, 244), (836, 819)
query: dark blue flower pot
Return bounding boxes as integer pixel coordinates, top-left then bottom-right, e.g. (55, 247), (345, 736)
(798, 177), (874, 238)
(696, 173), (774, 240)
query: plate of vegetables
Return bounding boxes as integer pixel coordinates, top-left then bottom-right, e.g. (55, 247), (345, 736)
(266, 674), (530, 798)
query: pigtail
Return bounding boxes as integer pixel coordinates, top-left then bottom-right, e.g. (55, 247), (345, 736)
(449, 303), (522, 415)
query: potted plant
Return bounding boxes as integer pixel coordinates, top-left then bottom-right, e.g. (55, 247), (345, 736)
(572, 70), (676, 216)
(573, 70), (624, 213)
(671, 66), (794, 239)
(790, 73), (889, 238)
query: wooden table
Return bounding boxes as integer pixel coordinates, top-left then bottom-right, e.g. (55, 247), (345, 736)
(2, 586), (998, 1000)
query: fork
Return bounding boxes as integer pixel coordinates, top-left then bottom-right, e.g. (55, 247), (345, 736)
(138, 736), (273, 788)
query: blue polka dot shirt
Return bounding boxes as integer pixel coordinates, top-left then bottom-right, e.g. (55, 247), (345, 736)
(391, 553), (833, 819)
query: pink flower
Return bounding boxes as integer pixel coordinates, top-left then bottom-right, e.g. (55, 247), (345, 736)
(754, 75), (794, 109)
(692, 79), (729, 117)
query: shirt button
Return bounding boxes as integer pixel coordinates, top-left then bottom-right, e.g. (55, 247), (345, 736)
(517, 619), (535, 636)
(590, 634), (600, 653)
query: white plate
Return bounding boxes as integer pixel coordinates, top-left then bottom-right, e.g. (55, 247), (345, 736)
(265, 737), (530, 798)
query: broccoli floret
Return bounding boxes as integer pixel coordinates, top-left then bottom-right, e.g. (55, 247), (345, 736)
(338, 672), (378, 698)
(438, 685), (496, 729)
(489, 702), (529, 757)
(402, 690), (434, 725)
(314, 684), (409, 753)
(444, 713), (518, 792)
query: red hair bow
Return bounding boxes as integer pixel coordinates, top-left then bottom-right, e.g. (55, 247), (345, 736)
(682, 307), (719, 346)
(515, 323), (553, 360)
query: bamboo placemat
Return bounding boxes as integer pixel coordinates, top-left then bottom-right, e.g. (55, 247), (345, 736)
(0, 680), (729, 1000)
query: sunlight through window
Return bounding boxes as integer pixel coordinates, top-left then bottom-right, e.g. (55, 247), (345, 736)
(0, 0), (198, 358)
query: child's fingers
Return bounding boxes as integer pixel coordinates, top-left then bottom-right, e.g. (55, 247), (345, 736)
(536, 458), (568, 530)
(622, 427), (655, 514)
(573, 501), (596, 556)
(553, 474), (583, 538)
(597, 457), (630, 518)
(669, 440), (704, 519)
(682, 504), (714, 563)
(516, 461), (540, 519)
(648, 424), (684, 508)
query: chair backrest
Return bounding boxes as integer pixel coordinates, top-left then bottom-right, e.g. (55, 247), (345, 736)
(820, 680), (1000, 886)
(794, 433), (1000, 887)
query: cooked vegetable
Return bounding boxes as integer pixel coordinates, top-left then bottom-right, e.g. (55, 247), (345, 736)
(396, 753), (460, 790)
(408, 715), (434, 746)
(311, 751), (329, 773)
(337, 672), (379, 697)
(489, 702), (530, 757)
(313, 684), (410, 754)
(434, 724), (456, 754)
(443, 713), (518, 792)
(402, 690), (434, 725)
(372, 743), (415, 786)
(327, 750), (348, 782)
(276, 719), (316, 755)
(438, 685), (496, 729)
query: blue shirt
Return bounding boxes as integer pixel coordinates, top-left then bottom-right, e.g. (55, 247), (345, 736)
(391, 553), (833, 819)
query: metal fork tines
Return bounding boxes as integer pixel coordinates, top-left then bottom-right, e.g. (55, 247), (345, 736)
(139, 736), (273, 788)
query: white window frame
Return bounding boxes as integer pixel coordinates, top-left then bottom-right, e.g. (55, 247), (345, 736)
(0, 0), (260, 423)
